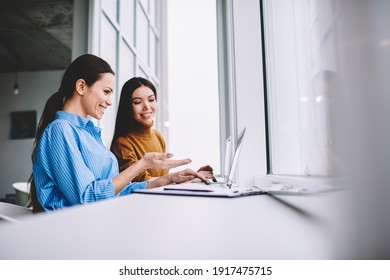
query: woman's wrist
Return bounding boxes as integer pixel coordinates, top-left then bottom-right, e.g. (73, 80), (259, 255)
(146, 173), (172, 189)
(136, 158), (147, 170)
(113, 159), (148, 194)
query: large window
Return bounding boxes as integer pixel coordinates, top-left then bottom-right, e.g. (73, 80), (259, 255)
(167, 0), (221, 174)
(92, 0), (163, 146)
(262, 0), (340, 177)
(91, 0), (221, 174)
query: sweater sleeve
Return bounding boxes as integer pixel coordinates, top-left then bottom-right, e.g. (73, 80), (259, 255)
(111, 137), (152, 182)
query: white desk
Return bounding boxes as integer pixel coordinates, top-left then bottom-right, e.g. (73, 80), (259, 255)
(0, 191), (350, 259)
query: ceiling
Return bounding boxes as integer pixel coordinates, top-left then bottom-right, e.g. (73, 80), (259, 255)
(0, 0), (73, 73)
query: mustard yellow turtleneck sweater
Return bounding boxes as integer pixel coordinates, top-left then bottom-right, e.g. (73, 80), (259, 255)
(111, 127), (168, 182)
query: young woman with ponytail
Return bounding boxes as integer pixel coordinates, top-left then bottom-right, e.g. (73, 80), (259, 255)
(29, 54), (208, 213)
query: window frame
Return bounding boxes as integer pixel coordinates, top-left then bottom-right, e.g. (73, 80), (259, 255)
(88, 0), (165, 146)
(256, 0), (341, 192)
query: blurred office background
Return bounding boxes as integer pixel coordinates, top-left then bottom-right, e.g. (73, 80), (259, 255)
(0, 0), (389, 258)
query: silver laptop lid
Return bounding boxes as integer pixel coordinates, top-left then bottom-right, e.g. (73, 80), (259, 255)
(226, 127), (246, 187)
(223, 136), (232, 179)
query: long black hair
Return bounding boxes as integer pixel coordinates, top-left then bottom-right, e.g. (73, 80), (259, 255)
(28, 54), (114, 213)
(112, 77), (157, 140)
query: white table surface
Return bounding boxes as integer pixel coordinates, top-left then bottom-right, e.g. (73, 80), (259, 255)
(0, 191), (349, 259)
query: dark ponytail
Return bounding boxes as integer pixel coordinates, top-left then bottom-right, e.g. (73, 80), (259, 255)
(28, 54), (114, 213)
(28, 90), (65, 213)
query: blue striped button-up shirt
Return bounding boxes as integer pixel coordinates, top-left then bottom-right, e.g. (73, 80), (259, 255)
(33, 111), (146, 211)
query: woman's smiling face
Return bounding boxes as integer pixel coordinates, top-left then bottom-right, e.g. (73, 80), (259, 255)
(131, 85), (157, 127)
(81, 73), (115, 120)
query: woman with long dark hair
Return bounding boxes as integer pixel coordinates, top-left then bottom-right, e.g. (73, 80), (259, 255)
(29, 54), (207, 213)
(111, 77), (214, 182)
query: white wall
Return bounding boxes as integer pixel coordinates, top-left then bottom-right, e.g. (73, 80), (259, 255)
(0, 71), (64, 198)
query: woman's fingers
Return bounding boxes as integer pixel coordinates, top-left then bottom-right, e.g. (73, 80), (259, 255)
(142, 152), (192, 169)
(181, 169), (209, 184)
(164, 159), (192, 169)
(162, 153), (174, 159)
(198, 170), (217, 181)
(187, 178), (202, 183)
(197, 165), (214, 172)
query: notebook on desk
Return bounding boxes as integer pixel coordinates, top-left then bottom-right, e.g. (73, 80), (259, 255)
(134, 127), (265, 198)
(138, 183), (264, 198)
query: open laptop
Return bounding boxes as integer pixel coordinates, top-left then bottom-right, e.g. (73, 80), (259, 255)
(134, 127), (265, 197)
(209, 126), (246, 187)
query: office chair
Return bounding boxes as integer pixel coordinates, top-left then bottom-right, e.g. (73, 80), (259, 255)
(0, 201), (33, 223)
(12, 182), (31, 207)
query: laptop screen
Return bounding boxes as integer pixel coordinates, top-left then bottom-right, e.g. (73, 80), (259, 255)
(223, 136), (232, 179)
(226, 127), (246, 187)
